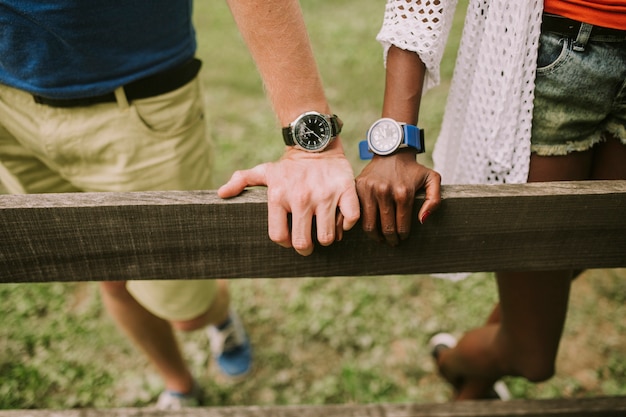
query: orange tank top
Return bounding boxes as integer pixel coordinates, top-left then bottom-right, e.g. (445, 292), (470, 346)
(544, 0), (626, 30)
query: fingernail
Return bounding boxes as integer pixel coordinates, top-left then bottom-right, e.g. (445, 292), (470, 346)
(420, 211), (431, 224)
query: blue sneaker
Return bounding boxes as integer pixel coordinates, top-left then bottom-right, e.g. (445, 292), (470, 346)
(207, 308), (252, 381)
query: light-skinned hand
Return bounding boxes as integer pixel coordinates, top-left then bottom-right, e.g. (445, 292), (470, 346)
(219, 145), (360, 256)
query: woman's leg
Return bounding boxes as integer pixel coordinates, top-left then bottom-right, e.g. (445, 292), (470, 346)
(590, 135), (626, 180)
(437, 270), (573, 400)
(436, 150), (595, 399)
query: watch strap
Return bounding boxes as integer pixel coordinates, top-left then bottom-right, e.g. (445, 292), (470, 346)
(358, 139), (372, 159)
(282, 126), (295, 146)
(403, 124), (426, 154)
(329, 114), (342, 137)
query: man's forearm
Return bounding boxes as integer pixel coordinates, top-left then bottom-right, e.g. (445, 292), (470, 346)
(225, 0), (331, 126)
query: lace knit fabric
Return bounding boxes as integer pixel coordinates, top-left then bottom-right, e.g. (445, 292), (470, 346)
(377, 0), (459, 92)
(378, 0), (545, 185)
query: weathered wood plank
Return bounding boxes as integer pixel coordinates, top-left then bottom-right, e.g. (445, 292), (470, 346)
(1, 181), (625, 283)
(1, 396), (625, 417)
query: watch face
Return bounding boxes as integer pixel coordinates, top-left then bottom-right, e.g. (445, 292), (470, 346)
(367, 118), (403, 155)
(294, 113), (332, 151)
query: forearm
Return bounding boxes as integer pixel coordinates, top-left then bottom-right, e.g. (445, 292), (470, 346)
(225, 0), (331, 126)
(382, 45), (426, 125)
(220, 0), (359, 256)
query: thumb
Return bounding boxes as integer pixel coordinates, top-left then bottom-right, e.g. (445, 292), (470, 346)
(217, 164), (269, 198)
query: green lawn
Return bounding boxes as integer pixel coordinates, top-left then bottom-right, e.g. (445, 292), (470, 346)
(193, 0), (464, 185)
(1, 0), (625, 409)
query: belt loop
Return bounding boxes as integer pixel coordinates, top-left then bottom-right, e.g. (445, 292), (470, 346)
(114, 87), (129, 109)
(573, 22), (593, 51)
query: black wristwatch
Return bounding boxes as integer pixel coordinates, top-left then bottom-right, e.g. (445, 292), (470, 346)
(282, 111), (343, 152)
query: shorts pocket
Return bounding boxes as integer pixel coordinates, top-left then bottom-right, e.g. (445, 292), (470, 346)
(130, 78), (205, 137)
(536, 32), (572, 73)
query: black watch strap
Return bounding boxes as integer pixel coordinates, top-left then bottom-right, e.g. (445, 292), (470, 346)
(330, 114), (342, 137)
(282, 126), (295, 146)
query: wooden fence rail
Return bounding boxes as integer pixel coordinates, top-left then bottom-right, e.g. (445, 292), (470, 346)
(0, 396), (625, 417)
(1, 180), (625, 283)
(1, 180), (625, 416)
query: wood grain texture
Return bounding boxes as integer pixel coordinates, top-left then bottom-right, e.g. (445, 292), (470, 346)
(1, 181), (625, 283)
(0, 396), (625, 417)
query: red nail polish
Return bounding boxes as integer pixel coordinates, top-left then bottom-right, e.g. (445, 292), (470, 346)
(420, 211), (431, 224)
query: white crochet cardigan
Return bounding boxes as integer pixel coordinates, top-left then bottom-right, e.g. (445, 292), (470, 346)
(377, 0), (545, 185)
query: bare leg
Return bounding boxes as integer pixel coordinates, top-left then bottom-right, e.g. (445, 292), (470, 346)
(436, 150), (595, 400)
(99, 280), (231, 394)
(438, 271), (572, 400)
(590, 135), (626, 180)
(100, 281), (194, 393)
(493, 271), (572, 380)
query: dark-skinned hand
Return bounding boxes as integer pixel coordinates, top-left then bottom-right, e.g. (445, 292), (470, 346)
(355, 148), (441, 246)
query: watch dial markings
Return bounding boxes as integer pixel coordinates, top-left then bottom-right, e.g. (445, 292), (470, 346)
(369, 119), (402, 154)
(295, 114), (331, 150)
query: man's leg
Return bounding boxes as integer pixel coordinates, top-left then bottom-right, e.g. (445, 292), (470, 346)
(100, 279), (232, 394)
(99, 281), (197, 394)
(1, 80), (250, 406)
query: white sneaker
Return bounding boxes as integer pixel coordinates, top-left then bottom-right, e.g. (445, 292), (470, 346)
(155, 382), (203, 410)
(428, 332), (511, 401)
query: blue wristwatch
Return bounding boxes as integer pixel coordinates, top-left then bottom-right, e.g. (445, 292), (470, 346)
(359, 118), (425, 160)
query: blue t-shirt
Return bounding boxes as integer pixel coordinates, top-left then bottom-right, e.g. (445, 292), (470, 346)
(0, 0), (197, 99)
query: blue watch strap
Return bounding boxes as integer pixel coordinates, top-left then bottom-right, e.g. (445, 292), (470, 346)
(403, 125), (426, 153)
(359, 140), (373, 159)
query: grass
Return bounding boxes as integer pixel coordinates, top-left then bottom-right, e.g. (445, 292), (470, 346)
(1, 0), (625, 410)
(3, 271), (625, 408)
(194, 0), (465, 184)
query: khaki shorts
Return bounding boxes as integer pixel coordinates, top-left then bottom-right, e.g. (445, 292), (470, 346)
(0, 77), (217, 320)
(127, 279), (217, 321)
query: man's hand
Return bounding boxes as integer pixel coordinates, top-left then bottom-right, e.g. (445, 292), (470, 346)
(355, 149), (441, 246)
(219, 146), (360, 256)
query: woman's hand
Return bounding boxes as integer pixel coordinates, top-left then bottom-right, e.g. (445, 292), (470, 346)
(355, 149), (441, 246)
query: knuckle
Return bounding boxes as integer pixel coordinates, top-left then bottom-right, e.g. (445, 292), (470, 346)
(362, 222), (377, 233)
(394, 186), (413, 204)
(267, 186), (285, 205)
(381, 224), (396, 236)
(317, 233), (334, 246)
(375, 182), (392, 196)
(344, 211), (360, 225)
(291, 237), (311, 252)
(268, 229), (289, 245)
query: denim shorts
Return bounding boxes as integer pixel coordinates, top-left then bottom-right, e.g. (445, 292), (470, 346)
(531, 21), (626, 155)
